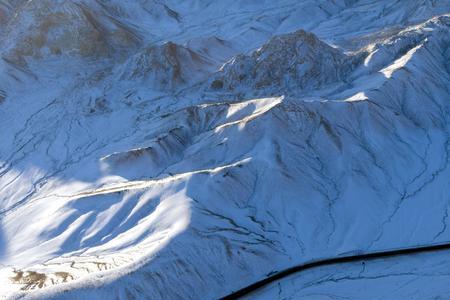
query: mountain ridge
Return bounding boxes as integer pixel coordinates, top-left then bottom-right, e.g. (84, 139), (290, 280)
(0, 1), (450, 299)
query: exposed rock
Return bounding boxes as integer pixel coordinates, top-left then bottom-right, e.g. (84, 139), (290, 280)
(208, 30), (357, 97)
(120, 41), (212, 90)
(1, 0), (140, 67)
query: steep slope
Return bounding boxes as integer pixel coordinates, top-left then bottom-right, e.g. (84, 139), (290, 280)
(0, 1), (450, 299)
(206, 29), (359, 98)
(1, 0), (140, 67)
(119, 41), (213, 91)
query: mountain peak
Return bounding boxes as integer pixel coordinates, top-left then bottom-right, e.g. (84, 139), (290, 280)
(208, 29), (352, 97)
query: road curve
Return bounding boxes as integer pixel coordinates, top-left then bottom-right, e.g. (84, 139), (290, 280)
(219, 241), (450, 299)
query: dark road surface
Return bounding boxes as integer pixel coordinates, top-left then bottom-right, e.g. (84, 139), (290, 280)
(220, 241), (450, 299)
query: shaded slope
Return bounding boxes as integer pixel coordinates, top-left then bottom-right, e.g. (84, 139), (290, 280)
(0, 3), (450, 300)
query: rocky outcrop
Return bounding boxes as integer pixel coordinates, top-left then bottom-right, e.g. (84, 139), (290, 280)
(1, 0), (140, 67)
(119, 41), (212, 90)
(208, 30), (357, 97)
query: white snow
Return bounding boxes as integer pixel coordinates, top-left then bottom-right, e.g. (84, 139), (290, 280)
(0, 1), (449, 299)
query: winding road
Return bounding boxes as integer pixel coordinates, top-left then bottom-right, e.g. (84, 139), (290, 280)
(220, 241), (450, 299)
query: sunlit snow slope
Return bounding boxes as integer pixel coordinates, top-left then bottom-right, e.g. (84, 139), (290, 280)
(0, 1), (450, 299)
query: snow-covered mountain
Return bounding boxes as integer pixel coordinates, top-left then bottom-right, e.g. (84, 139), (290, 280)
(0, 1), (450, 299)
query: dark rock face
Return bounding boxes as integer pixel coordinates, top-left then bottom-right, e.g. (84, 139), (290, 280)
(209, 30), (355, 96)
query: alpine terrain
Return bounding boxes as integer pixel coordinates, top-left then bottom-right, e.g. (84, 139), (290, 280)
(1, 1), (450, 299)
